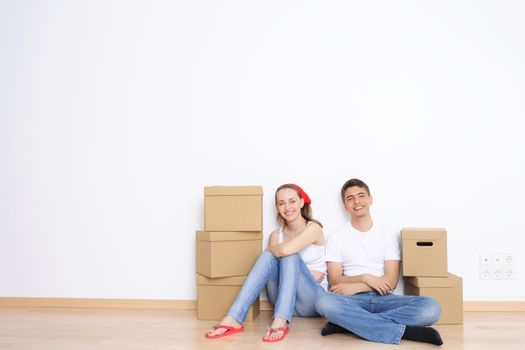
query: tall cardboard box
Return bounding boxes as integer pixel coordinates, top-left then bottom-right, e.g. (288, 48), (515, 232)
(196, 231), (262, 278)
(402, 228), (448, 277)
(204, 186), (263, 232)
(404, 273), (463, 324)
(196, 274), (260, 321)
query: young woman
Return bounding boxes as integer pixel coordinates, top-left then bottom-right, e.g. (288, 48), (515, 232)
(205, 184), (327, 342)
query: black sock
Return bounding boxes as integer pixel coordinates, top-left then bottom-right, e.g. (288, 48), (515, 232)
(402, 326), (443, 345)
(321, 322), (352, 336)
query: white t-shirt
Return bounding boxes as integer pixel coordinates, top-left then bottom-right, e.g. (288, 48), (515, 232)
(326, 222), (401, 277)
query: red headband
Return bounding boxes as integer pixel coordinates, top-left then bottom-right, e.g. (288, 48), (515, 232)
(290, 184), (311, 204)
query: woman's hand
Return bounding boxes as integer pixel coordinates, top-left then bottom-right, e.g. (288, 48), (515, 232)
(310, 270), (325, 284)
(362, 274), (393, 295)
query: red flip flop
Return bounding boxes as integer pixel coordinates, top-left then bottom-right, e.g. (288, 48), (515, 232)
(262, 327), (289, 342)
(205, 324), (244, 339)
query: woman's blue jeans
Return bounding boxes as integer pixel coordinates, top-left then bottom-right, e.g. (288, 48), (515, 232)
(315, 291), (441, 344)
(227, 251), (324, 324)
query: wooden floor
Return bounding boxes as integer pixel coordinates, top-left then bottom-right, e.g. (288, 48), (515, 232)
(1, 308), (524, 350)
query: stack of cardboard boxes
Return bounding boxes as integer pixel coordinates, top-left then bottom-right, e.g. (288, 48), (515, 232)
(401, 228), (463, 324)
(196, 186), (263, 320)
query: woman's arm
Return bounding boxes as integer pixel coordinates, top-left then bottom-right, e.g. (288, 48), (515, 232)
(268, 229), (280, 247)
(267, 223), (323, 258)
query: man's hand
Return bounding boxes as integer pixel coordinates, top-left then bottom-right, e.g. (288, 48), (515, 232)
(329, 283), (367, 296)
(362, 274), (393, 295)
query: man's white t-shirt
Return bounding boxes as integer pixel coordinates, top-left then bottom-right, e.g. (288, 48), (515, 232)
(326, 222), (401, 277)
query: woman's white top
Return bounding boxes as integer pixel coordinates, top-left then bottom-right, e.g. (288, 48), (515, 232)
(278, 223), (328, 290)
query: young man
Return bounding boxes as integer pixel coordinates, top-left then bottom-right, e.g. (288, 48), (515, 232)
(315, 178), (443, 345)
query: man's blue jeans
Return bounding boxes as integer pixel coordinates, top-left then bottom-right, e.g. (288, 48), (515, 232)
(227, 251), (324, 324)
(315, 291), (441, 344)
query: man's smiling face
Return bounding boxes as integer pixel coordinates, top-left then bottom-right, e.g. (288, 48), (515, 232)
(343, 186), (373, 218)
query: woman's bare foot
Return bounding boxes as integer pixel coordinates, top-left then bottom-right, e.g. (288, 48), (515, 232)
(206, 316), (242, 337)
(263, 316), (288, 342)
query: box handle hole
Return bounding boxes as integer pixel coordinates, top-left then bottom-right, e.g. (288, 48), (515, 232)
(416, 242), (433, 246)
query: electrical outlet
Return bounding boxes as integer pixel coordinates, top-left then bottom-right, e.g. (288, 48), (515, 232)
(504, 254), (516, 266)
(479, 252), (517, 280)
(493, 253), (516, 266)
(493, 268), (504, 279)
(493, 254), (504, 265)
(479, 268), (491, 280)
(479, 254), (492, 266)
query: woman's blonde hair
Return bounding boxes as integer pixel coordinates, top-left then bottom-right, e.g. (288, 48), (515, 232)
(274, 184), (323, 228)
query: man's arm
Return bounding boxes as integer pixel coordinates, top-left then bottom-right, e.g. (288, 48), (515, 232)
(328, 260), (400, 296)
(327, 261), (362, 285)
(360, 260), (400, 295)
(383, 260), (400, 289)
(327, 261), (372, 295)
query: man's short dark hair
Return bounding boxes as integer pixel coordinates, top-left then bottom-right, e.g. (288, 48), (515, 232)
(340, 178), (371, 201)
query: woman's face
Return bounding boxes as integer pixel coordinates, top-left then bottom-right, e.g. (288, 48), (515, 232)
(275, 188), (304, 223)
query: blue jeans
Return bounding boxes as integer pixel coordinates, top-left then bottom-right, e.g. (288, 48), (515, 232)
(315, 291), (441, 344)
(227, 251), (324, 324)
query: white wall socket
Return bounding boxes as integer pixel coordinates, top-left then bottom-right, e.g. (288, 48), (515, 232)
(479, 254), (492, 266)
(478, 253), (516, 280)
(493, 268), (504, 279)
(479, 268), (491, 280)
(503, 254), (515, 265)
(492, 253), (516, 266)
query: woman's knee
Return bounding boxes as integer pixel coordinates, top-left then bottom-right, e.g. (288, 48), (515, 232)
(250, 251), (278, 274)
(280, 253), (300, 262)
(258, 250), (278, 263)
(279, 253), (300, 268)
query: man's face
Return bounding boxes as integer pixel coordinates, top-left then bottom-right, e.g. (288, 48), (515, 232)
(343, 186), (373, 218)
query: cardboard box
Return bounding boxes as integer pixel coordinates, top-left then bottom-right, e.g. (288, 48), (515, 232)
(196, 274), (260, 321)
(404, 273), (463, 324)
(196, 231), (262, 278)
(204, 186), (263, 232)
(402, 228), (448, 277)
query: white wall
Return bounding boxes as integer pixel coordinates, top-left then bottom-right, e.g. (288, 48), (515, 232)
(1, 1), (524, 301)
